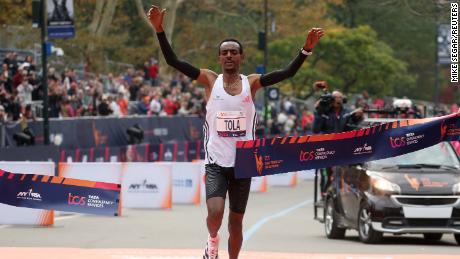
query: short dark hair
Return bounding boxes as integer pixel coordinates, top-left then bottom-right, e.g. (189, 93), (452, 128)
(218, 38), (243, 55)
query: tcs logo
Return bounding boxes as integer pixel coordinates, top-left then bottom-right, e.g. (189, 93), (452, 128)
(68, 193), (86, 206)
(389, 136), (406, 148)
(300, 150), (315, 161)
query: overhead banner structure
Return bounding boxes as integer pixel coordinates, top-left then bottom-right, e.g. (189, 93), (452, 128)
(0, 170), (120, 216)
(47, 0), (75, 39)
(235, 112), (460, 179)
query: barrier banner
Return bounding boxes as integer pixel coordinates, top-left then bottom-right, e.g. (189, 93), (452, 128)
(147, 144), (160, 162)
(108, 146), (122, 162)
(0, 162), (55, 225)
(0, 145), (59, 163)
(124, 145), (148, 162)
(58, 162), (123, 215)
(121, 163), (172, 209)
(187, 142), (199, 162)
(77, 148), (94, 162)
(176, 142), (187, 162)
(61, 149), (76, 163)
(4, 116), (203, 148)
(161, 143), (177, 161)
(172, 163), (201, 205)
(0, 170), (120, 216)
(235, 112), (460, 178)
(93, 146), (109, 162)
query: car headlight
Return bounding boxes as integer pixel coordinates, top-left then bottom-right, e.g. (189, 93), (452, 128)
(453, 183), (460, 194)
(371, 175), (401, 194)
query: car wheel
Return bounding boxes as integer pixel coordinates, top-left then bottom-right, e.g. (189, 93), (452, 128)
(324, 198), (346, 239)
(358, 202), (382, 244)
(423, 233), (443, 241)
(454, 234), (460, 245)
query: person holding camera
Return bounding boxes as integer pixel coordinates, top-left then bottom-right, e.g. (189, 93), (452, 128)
(313, 90), (363, 134)
(312, 86), (364, 198)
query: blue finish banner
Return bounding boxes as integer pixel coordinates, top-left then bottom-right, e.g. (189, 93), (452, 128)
(235, 112), (460, 179)
(0, 170), (121, 216)
(47, 0), (75, 39)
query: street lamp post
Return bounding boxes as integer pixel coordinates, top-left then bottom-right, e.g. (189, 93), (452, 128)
(263, 0), (268, 132)
(40, 0), (50, 145)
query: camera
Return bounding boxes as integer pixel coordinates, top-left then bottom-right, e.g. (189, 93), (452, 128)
(314, 81), (333, 114)
(314, 81), (348, 115)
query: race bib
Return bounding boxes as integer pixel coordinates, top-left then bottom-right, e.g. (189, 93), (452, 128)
(216, 111), (247, 137)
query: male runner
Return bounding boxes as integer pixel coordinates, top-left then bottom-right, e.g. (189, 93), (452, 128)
(148, 5), (324, 259)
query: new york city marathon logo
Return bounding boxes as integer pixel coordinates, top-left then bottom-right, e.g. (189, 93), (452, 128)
(353, 143), (373, 155)
(16, 189), (42, 201)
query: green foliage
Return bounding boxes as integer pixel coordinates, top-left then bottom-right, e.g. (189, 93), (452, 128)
(268, 26), (416, 98)
(327, 0), (451, 101)
(0, 0), (32, 25)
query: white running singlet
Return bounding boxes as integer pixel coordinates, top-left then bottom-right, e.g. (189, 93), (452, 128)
(204, 74), (256, 167)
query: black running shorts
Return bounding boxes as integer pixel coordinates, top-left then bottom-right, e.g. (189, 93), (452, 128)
(205, 163), (251, 214)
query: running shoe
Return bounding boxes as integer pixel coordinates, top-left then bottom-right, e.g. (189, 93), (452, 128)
(203, 234), (219, 259)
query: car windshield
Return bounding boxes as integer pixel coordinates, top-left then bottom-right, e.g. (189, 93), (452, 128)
(368, 142), (460, 169)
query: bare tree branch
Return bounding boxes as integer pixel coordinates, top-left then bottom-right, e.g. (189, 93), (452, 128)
(378, 0), (398, 6)
(88, 0), (105, 34)
(96, 0), (118, 36)
(134, 0), (154, 30)
(403, 0), (422, 16)
(207, 5), (259, 32)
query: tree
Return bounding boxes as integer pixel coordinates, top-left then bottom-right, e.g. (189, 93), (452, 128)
(267, 26), (416, 98)
(327, 0), (452, 101)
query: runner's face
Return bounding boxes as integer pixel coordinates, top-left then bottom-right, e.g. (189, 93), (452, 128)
(219, 42), (243, 72)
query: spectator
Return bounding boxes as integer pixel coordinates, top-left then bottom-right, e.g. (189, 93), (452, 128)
(12, 67), (27, 89)
(97, 95), (112, 116)
(143, 61), (151, 82)
(24, 55), (36, 73)
(117, 92), (128, 116)
(48, 77), (63, 118)
(109, 95), (121, 116)
(124, 68), (135, 86)
(129, 76), (143, 101)
(0, 105), (6, 122)
(162, 94), (179, 115)
(149, 93), (162, 115)
(17, 78), (34, 104)
(300, 109), (314, 133)
(104, 73), (117, 94)
(7, 95), (21, 121)
(149, 58), (159, 86)
(136, 95), (150, 115)
(3, 52), (19, 76)
(28, 71), (42, 101)
(60, 98), (76, 117)
(178, 100), (191, 116)
(313, 90), (364, 198)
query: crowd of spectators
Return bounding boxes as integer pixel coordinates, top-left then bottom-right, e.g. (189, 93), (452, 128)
(0, 53), (207, 122)
(1, 51), (457, 136)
